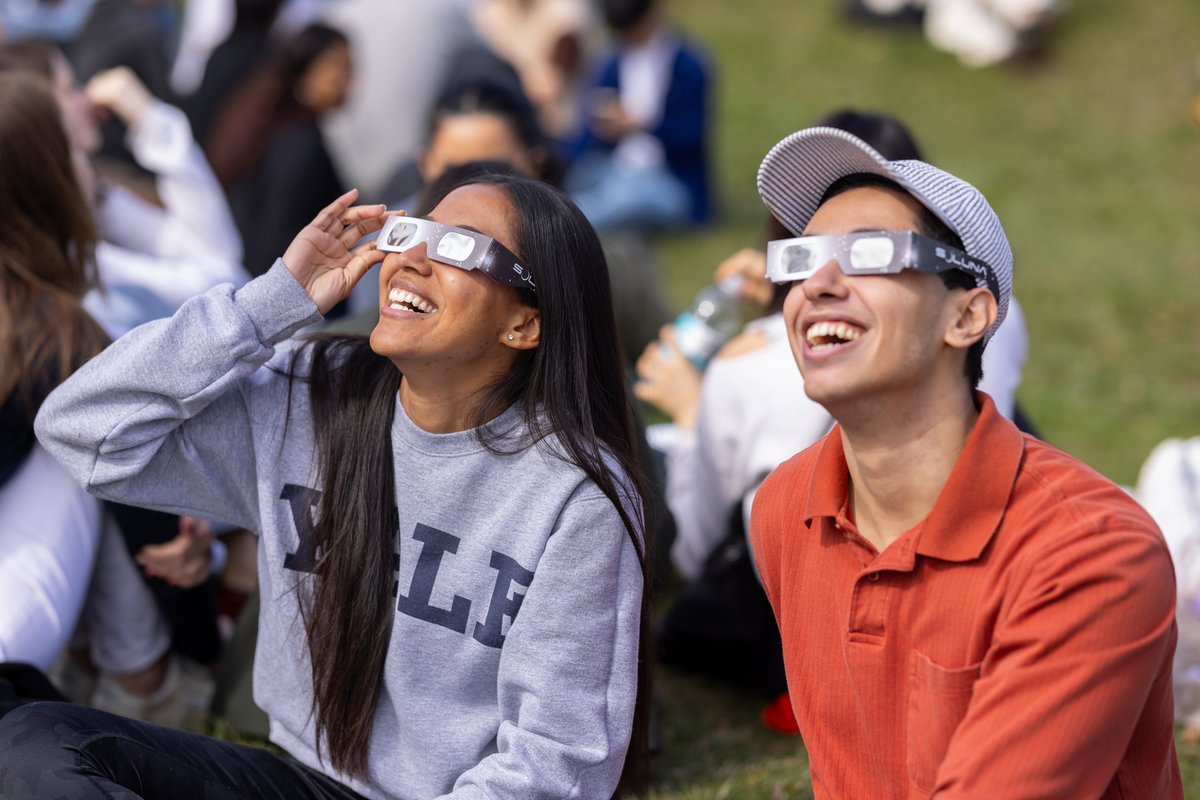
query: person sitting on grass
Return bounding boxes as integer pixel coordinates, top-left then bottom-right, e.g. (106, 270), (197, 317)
(750, 126), (1182, 797)
(5, 168), (651, 799)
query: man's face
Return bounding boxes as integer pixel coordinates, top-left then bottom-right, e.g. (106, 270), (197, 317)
(782, 185), (965, 411)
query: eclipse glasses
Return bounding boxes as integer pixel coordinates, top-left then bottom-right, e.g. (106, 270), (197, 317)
(765, 230), (996, 299)
(375, 216), (536, 292)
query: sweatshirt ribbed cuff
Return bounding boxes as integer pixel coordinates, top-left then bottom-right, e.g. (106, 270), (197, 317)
(234, 259), (323, 345)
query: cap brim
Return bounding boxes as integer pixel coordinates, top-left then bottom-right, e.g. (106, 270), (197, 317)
(757, 127), (895, 236)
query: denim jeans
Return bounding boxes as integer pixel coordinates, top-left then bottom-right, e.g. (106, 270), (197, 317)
(0, 701), (367, 800)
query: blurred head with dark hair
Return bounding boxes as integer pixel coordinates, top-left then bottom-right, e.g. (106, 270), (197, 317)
(281, 22), (353, 114)
(601, 0), (657, 34)
(0, 72), (106, 414)
(0, 38), (101, 156)
(811, 108), (924, 162)
(421, 78), (560, 187)
(206, 22), (352, 188)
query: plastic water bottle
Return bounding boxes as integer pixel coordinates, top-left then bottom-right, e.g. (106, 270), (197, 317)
(671, 274), (748, 370)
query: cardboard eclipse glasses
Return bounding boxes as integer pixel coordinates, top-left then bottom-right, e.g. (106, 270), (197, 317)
(375, 216), (536, 292)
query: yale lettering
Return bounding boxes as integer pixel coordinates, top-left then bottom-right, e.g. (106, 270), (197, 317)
(281, 485), (534, 649)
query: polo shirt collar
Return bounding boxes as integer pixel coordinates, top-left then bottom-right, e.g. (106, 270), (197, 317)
(801, 393), (1025, 562)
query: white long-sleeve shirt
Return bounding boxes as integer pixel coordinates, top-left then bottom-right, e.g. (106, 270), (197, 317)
(85, 101), (250, 336)
(664, 313), (833, 579)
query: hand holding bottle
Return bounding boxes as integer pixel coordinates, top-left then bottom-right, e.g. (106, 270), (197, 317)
(670, 274), (752, 370)
(713, 248), (774, 309)
(634, 325), (703, 431)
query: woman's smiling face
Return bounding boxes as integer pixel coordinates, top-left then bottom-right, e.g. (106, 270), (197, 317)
(370, 183), (538, 387)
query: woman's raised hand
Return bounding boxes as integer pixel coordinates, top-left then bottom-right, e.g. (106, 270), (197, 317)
(281, 189), (391, 314)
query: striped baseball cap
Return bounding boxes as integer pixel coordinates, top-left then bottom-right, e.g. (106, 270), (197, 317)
(757, 126), (1012, 340)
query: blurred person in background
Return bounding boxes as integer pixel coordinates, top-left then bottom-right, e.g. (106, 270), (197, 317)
(565, 0), (713, 233)
(845, 0), (1063, 68)
(470, 0), (600, 143)
(65, 0), (178, 184)
(0, 71), (180, 723)
(319, 0), (487, 202)
(205, 21), (351, 278)
(1, 41), (249, 715)
(180, 0), (285, 146)
(0, 39), (250, 337)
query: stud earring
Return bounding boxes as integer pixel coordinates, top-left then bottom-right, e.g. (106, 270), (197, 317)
(507, 334), (515, 341)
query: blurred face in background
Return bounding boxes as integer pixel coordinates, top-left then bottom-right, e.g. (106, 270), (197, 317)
(420, 112), (543, 184)
(298, 40), (353, 114)
(49, 49), (100, 154)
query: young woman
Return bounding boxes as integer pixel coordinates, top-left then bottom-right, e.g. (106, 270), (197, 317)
(11, 167), (650, 798)
(0, 73), (172, 697)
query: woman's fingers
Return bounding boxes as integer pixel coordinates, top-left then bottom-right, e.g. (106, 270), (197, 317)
(344, 241), (387, 286)
(310, 188), (361, 233)
(337, 209), (389, 249)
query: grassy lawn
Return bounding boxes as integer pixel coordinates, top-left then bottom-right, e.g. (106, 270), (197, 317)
(639, 0), (1200, 796)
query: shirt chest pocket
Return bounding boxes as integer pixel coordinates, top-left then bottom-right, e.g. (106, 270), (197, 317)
(906, 649), (980, 794)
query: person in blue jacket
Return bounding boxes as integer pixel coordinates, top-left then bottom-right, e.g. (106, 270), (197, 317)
(565, 0), (713, 233)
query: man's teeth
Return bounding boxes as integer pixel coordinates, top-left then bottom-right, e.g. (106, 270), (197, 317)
(806, 321), (861, 349)
(387, 288), (437, 314)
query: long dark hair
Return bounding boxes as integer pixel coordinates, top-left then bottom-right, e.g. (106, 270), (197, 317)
(206, 23), (348, 188)
(0, 72), (105, 415)
(292, 168), (652, 790)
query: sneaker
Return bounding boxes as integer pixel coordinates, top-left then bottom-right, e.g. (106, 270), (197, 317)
(90, 656), (215, 732)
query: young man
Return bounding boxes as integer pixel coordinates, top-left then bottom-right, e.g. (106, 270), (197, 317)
(750, 127), (1183, 798)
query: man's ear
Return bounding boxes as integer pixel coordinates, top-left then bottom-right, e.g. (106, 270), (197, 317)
(945, 287), (997, 349)
(503, 309), (541, 350)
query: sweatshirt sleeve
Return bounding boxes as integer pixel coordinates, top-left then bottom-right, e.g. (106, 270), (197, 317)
(34, 261), (321, 531)
(438, 489), (644, 800)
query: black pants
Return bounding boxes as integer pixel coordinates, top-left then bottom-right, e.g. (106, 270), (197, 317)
(0, 702), (367, 800)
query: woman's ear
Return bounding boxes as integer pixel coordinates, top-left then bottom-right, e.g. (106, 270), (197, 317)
(945, 287), (997, 350)
(504, 309), (541, 350)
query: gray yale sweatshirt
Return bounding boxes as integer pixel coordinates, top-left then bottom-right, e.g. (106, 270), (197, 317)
(35, 262), (644, 800)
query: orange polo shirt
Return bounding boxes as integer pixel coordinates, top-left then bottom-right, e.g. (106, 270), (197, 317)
(751, 395), (1183, 799)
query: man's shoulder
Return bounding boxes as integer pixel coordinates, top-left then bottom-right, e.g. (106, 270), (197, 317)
(998, 435), (1169, 569)
(1014, 436), (1155, 526)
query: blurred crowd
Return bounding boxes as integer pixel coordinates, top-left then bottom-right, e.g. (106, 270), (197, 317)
(3, 0), (1199, 777)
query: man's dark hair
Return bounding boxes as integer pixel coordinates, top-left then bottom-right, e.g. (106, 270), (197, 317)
(602, 0), (655, 32)
(819, 172), (986, 391)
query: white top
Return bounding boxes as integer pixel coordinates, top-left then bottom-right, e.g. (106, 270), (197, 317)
(613, 27), (676, 171)
(979, 296), (1027, 421)
(85, 100), (249, 337)
(664, 313), (834, 579)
